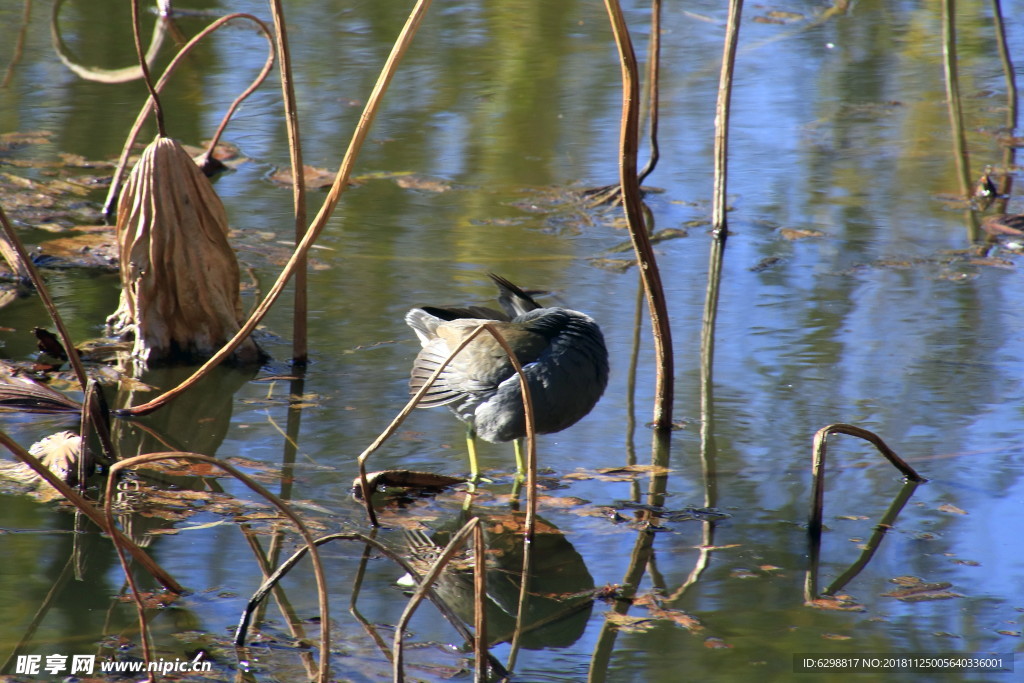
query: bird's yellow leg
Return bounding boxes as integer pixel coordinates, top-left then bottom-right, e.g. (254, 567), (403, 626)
(462, 427), (480, 511)
(513, 438), (525, 479)
(466, 426), (481, 482)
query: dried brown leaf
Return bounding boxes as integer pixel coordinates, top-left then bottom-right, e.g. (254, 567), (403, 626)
(780, 228), (825, 240)
(269, 164), (339, 189)
(604, 612), (656, 632)
(981, 214), (1024, 236)
(703, 637), (733, 649)
(395, 175), (452, 192)
(808, 596), (867, 612)
(597, 464), (672, 476)
(649, 606), (703, 631)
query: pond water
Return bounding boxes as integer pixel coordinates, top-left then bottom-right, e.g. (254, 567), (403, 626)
(1, 0), (1023, 681)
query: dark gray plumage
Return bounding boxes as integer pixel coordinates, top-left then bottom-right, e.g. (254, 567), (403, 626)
(405, 275), (608, 472)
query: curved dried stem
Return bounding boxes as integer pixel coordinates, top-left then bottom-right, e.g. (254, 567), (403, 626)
(603, 0), (674, 431)
(117, 0), (434, 417)
(104, 452), (331, 682)
(636, 0), (661, 185)
(809, 423), (926, 539)
(50, 0), (167, 84)
(198, 20), (275, 170)
(129, 0), (165, 137)
(103, 13), (275, 216)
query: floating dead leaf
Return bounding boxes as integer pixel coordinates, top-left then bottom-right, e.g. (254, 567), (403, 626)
(233, 511), (285, 522)
(966, 257), (1014, 269)
(750, 255), (784, 272)
(730, 568), (758, 580)
(604, 612), (656, 632)
(117, 590), (180, 609)
(37, 230), (120, 270)
(666, 506), (730, 523)
(224, 456), (282, 473)
(395, 175), (453, 192)
(807, 596), (867, 612)
(651, 227), (688, 243)
(631, 593), (659, 608)
(0, 170), (104, 228)
(141, 488), (226, 508)
(951, 558), (980, 567)
(876, 257), (927, 269)
(589, 257), (636, 273)
(892, 590), (964, 602)
(889, 575), (926, 586)
(0, 130), (53, 150)
(136, 459), (227, 478)
(606, 228), (687, 254)
(767, 10), (805, 21)
(268, 164), (341, 189)
(882, 576), (960, 601)
(535, 495), (589, 509)
(58, 152), (115, 169)
(597, 464), (672, 477)
(649, 606), (703, 631)
(485, 515), (561, 536)
(938, 503), (968, 515)
(704, 637), (733, 649)
(353, 470), (465, 499)
(780, 228), (824, 240)
(563, 469), (633, 483)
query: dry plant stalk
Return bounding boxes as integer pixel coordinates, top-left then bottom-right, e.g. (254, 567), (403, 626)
(809, 423), (925, 538)
(107, 136), (260, 365)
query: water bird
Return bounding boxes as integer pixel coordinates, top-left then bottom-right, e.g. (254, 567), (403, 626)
(405, 274), (609, 479)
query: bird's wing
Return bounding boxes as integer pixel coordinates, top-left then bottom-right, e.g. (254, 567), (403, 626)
(409, 319), (548, 406)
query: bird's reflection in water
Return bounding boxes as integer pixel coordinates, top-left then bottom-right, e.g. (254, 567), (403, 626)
(398, 511), (595, 650)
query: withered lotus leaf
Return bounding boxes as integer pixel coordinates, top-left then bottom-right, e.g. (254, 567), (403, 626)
(107, 136), (260, 364)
